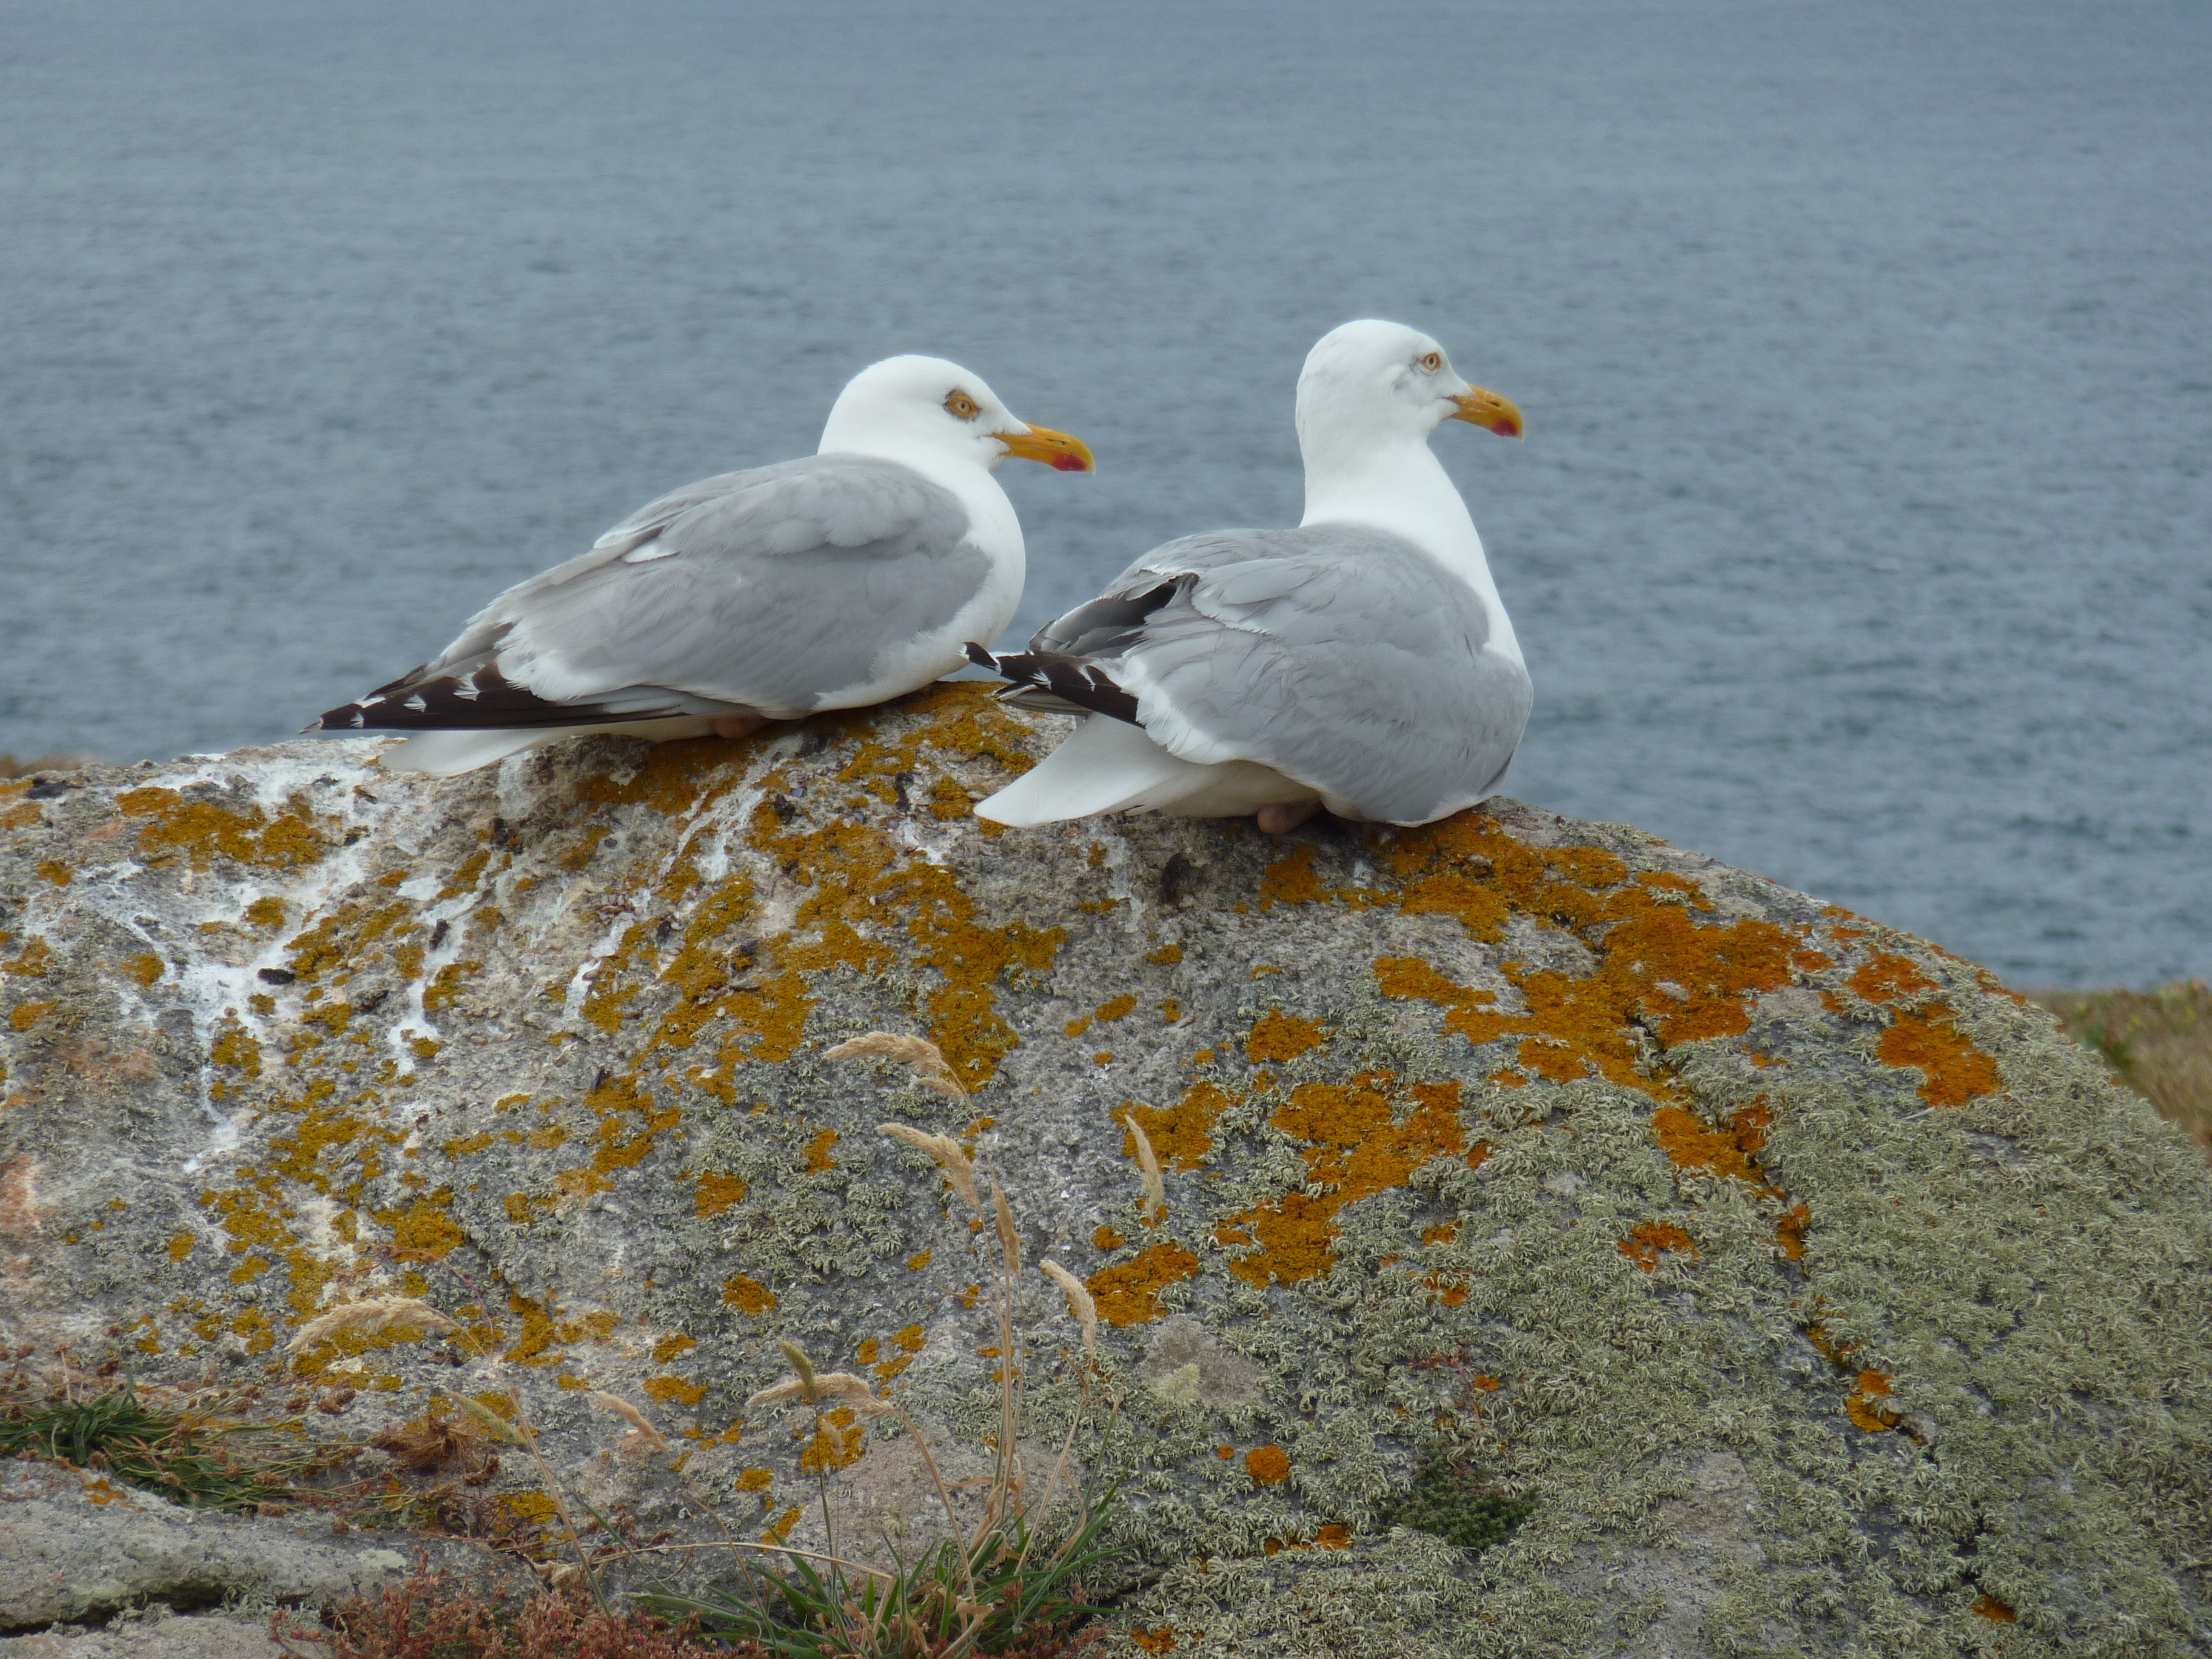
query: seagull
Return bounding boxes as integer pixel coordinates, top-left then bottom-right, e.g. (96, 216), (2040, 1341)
(311, 356), (1094, 776)
(969, 320), (1529, 835)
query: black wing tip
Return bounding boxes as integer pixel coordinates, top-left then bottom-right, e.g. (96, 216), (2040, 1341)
(309, 665), (623, 731)
(968, 645), (1141, 726)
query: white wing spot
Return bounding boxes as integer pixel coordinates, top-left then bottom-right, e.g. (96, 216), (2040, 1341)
(622, 538), (678, 564)
(403, 695), (428, 713)
(454, 672), (482, 702)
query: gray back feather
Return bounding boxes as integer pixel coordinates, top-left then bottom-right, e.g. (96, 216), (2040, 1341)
(1037, 526), (1533, 825)
(425, 455), (985, 715)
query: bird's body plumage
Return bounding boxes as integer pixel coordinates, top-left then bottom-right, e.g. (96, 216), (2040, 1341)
(974, 320), (1532, 830)
(313, 355), (1088, 776)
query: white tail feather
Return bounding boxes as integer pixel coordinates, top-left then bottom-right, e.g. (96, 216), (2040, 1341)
(975, 716), (1316, 825)
(378, 729), (554, 776)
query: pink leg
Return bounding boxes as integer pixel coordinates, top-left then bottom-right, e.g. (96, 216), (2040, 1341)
(710, 716), (767, 741)
(1255, 800), (1322, 836)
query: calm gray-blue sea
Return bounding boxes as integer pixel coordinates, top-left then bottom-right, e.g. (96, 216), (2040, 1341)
(2, 0), (2207, 987)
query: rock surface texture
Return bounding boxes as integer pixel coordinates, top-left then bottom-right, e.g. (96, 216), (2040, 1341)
(2, 686), (2207, 1657)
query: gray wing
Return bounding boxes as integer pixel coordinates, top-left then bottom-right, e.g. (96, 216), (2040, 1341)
(1019, 527), (1533, 825)
(320, 455), (987, 731)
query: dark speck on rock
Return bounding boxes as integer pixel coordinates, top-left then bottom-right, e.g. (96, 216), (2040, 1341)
(256, 967), (295, 985)
(1159, 853), (1199, 908)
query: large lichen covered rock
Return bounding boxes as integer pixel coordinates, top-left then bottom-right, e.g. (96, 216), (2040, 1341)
(2, 686), (2207, 1657)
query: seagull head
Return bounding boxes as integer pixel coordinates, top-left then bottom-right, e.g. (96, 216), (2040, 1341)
(1294, 320), (1523, 464)
(818, 355), (1095, 476)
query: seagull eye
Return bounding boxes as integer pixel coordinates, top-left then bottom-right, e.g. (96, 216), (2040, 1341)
(1418, 352), (1444, 374)
(945, 390), (981, 421)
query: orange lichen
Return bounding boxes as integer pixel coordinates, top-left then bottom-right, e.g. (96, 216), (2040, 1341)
(1878, 1011), (2002, 1107)
(1618, 1221), (1698, 1272)
(1093, 1225), (1125, 1251)
(1147, 943), (1184, 965)
(1258, 844), (1324, 905)
(115, 788), (326, 871)
(1244, 1444), (1291, 1486)
(1245, 1009), (1327, 1063)
(722, 1276), (777, 1314)
(1848, 953), (1940, 1006)
(1131, 1631), (1179, 1654)
(803, 1128), (840, 1173)
(386, 1196), (466, 1261)
(1095, 994), (1138, 1023)
(4, 937), (52, 978)
(1317, 1523), (1351, 1549)
(9, 1001), (55, 1031)
(1123, 1081), (1232, 1171)
(1971, 1594), (2017, 1623)
(1217, 1078), (1466, 1285)
(36, 860), (71, 886)
(694, 1173), (747, 1216)
(799, 1406), (868, 1473)
(645, 1375), (710, 1406)
(654, 1335), (697, 1363)
(1847, 1391), (1900, 1433)
(1087, 1241), (1201, 1327)
(1777, 1204), (1811, 1260)
(1359, 816), (1810, 1095)
(870, 1324), (927, 1386)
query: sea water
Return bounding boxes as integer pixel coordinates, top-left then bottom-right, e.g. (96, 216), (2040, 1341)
(2, 0), (2206, 985)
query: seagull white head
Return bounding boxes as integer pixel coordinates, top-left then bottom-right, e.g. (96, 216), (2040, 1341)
(817, 354), (1095, 476)
(1294, 321), (1524, 462)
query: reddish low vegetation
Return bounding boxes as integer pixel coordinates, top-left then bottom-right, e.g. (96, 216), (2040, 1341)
(273, 1569), (748, 1659)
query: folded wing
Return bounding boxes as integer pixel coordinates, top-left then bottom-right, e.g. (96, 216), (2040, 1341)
(318, 455), (985, 732)
(986, 527), (1532, 825)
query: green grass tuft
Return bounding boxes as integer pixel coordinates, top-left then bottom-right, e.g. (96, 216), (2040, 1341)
(0, 1385), (309, 1511)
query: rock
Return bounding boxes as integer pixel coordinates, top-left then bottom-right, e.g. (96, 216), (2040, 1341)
(0, 1461), (520, 1633)
(0, 1612), (287, 1659)
(2, 685), (2208, 1657)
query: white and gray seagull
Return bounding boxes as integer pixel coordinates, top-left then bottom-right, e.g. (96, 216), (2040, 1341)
(312, 355), (1094, 776)
(969, 319), (1529, 834)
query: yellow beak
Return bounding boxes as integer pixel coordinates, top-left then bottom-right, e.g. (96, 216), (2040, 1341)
(994, 424), (1097, 473)
(1450, 387), (1524, 439)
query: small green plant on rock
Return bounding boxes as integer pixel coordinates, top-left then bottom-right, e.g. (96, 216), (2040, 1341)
(1378, 1447), (1535, 1555)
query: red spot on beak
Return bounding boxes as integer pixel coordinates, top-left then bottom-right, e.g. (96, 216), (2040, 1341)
(1051, 454), (1088, 472)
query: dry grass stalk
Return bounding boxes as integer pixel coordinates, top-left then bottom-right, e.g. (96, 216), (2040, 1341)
(452, 1394), (529, 1447)
(287, 1297), (461, 1353)
(993, 1185), (1022, 1282)
(746, 1370), (894, 1419)
(828, 1031), (965, 1099)
(372, 1407), (491, 1474)
(1125, 1116), (1166, 1220)
(1039, 1260), (1097, 1364)
(589, 1392), (668, 1451)
(879, 1122), (983, 1215)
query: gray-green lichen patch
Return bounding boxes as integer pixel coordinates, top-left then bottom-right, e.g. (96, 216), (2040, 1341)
(1, 687), (2207, 1657)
